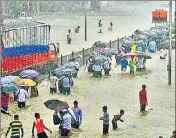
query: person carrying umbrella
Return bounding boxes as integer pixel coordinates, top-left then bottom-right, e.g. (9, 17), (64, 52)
(103, 60), (111, 76)
(92, 62), (102, 78)
(50, 76), (59, 94)
(129, 56), (136, 74)
(62, 74), (71, 95)
(1, 92), (9, 112)
(32, 113), (52, 138)
(59, 109), (72, 136)
(17, 86), (28, 108)
(120, 56), (128, 72)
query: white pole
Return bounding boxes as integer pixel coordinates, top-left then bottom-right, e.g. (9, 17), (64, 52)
(168, 1), (172, 84)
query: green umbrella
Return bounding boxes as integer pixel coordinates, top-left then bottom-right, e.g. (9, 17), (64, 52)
(93, 41), (107, 48)
(2, 82), (20, 93)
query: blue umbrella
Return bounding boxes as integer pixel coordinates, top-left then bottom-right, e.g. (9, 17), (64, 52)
(1, 82), (20, 93)
(1, 77), (13, 85)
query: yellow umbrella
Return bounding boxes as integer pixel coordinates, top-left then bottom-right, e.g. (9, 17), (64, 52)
(17, 79), (36, 87)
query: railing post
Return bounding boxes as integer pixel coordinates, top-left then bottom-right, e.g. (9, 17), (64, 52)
(117, 38), (120, 52)
(72, 51), (74, 58)
(61, 54), (63, 66)
(82, 48), (85, 65)
(110, 40), (112, 48)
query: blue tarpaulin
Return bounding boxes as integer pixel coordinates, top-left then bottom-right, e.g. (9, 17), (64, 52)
(2, 45), (49, 57)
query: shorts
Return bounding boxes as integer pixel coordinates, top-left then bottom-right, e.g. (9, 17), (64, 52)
(103, 124), (109, 135)
(112, 119), (118, 130)
(140, 104), (146, 112)
(50, 87), (57, 93)
(37, 132), (48, 138)
(18, 102), (25, 108)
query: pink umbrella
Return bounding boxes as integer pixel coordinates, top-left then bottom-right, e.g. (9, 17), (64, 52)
(124, 52), (137, 57)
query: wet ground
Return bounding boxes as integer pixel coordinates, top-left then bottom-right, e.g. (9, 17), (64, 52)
(2, 50), (175, 138)
(2, 1), (175, 138)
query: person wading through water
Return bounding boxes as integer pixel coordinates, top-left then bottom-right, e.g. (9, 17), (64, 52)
(67, 29), (72, 44)
(5, 115), (24, 138)
(32, 113), (52, 138)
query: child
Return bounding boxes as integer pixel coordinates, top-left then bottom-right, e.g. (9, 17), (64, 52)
(98, 20), (102, 27)
(112, 109), (125, 130)
(99, 106), (109, 135)
(67, 29), (71, 44)
(108, 22), (113, 31)
(129, 56), (136, 74)
(75, 26), (80, 33)
(120, 56), (128, 72)
(139, 84), (148, 113)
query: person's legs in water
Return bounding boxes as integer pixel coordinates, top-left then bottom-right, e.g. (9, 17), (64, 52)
(112, 119), (117, 130)
(140, 104), (146, 112)
(103, 124), (109, 135)
(37, 132), (48, 138)
(67, 87), (71, 95)
(61, 128), (70, 136)
(99, 71), (102, 77)
(63, 87), (67, 95)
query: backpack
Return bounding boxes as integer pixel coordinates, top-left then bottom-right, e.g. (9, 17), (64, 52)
(53, 112), (61, 125)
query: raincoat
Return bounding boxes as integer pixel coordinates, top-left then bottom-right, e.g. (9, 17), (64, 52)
(148, 41), (157, 52)
(129, 60), (136, 72)
(131, 44), (137, 52)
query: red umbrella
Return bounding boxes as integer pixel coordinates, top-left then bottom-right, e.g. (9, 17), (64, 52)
(124, 52), (137, 57)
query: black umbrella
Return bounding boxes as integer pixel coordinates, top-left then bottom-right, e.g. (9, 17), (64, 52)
(93, 41), (107, 48)
(44, 99), (69, 111)
(101, 48), (118, 56)
(53, 68), (77, 78)
(135, 51), (152, 59)
(94, 55), (108, 64)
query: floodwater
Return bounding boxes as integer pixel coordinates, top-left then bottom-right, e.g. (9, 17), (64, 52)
(2, 1), (175, 138)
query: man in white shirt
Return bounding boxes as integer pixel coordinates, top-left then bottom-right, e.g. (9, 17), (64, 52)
(159, 47), (167, 59)
(17, 87), (28, 108)
(50, 76), (58, 94)
(60, 109), (71, 136)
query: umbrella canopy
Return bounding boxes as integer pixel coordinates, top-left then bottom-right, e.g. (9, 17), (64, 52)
(1, 77), (13, 85)
(135, 51), (152, 59)
(124, 52), (137, 57)
(53, 68), (77, 78)
(2, 82), (20, 93)
(44, 99), (69, 111)
(63, 61), (79, 70)
(122, 40), (135, 47)
(94, 55), (108, 64)
(84, 52), (96, 57)
(93, 41), (107, 48)
(19, 70), (39, 78)
(101, 48), (118, 56)
(17, 79), (36, 86)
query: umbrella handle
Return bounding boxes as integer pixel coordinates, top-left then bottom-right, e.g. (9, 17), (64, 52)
(66, 109), (77, 123)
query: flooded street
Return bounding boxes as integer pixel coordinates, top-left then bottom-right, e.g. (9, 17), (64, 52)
(1, 1), (175, 138)
(2, 50), (175, 138)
